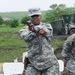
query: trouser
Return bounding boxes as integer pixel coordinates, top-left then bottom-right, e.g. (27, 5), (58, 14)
(25, 63), (61, 75)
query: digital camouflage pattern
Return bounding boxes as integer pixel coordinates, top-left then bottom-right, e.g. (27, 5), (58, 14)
(25, 63), (61, 75)
(19, 22), (61, 75)
(62, 34), (75, 74)
(28, 8), (42, 16)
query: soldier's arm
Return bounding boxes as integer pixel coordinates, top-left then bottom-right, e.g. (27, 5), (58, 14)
(61, 36), (72, 62)
(39, 23), (53, 37)
(19, 26), (38, 42)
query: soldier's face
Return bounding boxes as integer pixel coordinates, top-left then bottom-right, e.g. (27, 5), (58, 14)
(30, 15), (42, 25)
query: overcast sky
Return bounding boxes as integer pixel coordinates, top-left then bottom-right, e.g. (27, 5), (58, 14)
(0, 0), (75, 12)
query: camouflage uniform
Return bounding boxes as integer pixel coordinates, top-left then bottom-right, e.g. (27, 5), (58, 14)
(62, 34), (75, 75)
(19, 22), (61, 75)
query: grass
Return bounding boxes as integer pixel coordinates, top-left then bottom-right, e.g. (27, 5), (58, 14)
(0, 49), (25, 62)
(51, 38), (65, 50)
(0, 25), (65, 62)
(0, 24), (23, 33)
(0, 25), (27, 62)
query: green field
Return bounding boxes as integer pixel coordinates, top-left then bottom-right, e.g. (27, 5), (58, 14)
(0, 25), (27, 62)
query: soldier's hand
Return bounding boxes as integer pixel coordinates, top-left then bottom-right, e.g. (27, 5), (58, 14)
(28, 25), (35, 31)
(38, 29), (46, 35)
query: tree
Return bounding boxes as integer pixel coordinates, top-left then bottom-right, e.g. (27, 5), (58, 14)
(58, 4), (66, 9)
(50, 4), (66, 11)
(50, 4), (57, 10)
(45, 4), (66, 22)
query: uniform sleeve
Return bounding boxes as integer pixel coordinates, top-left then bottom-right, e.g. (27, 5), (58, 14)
(43, 23), (53, 37)
(61, 36), (72, 61)
(19, 28), (38, 42)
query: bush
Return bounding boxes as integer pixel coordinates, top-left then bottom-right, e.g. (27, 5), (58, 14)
(21, 16), (30, 24)
(9, 19), (19, 28)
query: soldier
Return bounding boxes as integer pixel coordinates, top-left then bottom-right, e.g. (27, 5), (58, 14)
(19, 8), (61, 75)
(62, 33), (75, 75)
